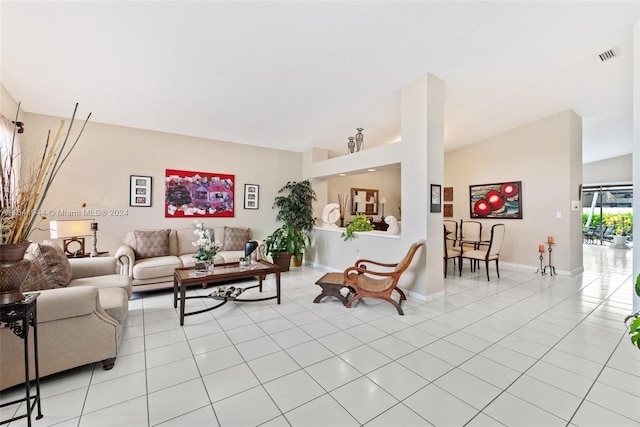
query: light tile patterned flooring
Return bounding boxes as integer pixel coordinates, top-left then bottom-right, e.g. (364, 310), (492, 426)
(2, 245), (639, 426)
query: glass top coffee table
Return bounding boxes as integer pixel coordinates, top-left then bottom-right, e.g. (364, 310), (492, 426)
(173, 260), (281, 326)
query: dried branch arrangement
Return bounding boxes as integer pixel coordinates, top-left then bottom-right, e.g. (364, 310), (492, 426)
(337, 194), (349, 219)
(1, 103), (91, 244)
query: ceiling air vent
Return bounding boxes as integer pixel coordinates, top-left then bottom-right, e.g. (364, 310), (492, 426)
(597, 48), (618, 63)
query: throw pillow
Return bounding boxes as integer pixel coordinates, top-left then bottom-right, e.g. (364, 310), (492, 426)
(223, 227), (250, 251)
(134, 229), (171, 259)
(21, 253), (52, 292)
(30, 241), (73, 288)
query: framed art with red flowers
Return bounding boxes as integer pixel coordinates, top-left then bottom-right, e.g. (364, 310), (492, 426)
(165, 169), (235, 218)
(469, 181), (522, 219)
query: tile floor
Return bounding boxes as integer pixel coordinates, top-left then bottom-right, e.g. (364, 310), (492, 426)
(1, 244), (639, 426)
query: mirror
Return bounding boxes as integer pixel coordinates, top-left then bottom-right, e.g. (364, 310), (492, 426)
(351, 188), (379, 216)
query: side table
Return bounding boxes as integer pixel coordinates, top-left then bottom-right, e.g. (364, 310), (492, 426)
(313, 272), (356, 307)
(0, 293), (43, 426)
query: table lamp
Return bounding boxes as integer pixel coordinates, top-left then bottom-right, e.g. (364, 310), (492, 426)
(49, 219), (94, 257)
(353, 195), (362, 212)
(379, 196), (387, 219)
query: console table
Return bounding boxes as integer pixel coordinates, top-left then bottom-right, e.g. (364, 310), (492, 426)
(0, 293), (43, 426)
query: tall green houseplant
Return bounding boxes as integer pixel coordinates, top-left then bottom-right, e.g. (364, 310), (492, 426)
(271, 179), (317, 262)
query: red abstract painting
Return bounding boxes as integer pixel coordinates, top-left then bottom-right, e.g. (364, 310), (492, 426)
(165, 169), (234, 218)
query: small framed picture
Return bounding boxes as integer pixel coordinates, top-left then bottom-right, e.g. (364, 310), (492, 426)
(244, 184), (259, 210)
(130, 175), (152, 207)
(430, 184), (441, 213)
(443, 204), (453, 217)
(443, 187), (453, 202)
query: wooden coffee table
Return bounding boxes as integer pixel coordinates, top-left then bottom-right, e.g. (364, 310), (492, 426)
(314, 272), (356, 307)
(173, 260), (281, 326)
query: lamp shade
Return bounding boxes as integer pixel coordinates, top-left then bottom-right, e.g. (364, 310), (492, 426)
(380, 197), (387, 204)
(50, 220), (94, 239)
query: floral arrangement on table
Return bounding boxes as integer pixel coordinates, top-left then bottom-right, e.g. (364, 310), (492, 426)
(1, 103), (91, 245)
(190, 220), (220, 261)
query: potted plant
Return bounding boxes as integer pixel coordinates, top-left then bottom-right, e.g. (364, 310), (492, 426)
(624, 274), (640, 350)
(341, 213), (374, 241)
(272, 179), (317, 266)
(264, 224), (307, 272)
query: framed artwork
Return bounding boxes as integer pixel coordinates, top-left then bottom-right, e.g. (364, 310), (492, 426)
(443, 204), (453, 218)
(350, 188), (379, 215)
(130, 175), (152, 207)
(165, 169), (235, 218)
(244, 184), (259, 209)
(469, 181), (522, 219)
(430, 184), (441, 213)
(443, 187), (453, 202)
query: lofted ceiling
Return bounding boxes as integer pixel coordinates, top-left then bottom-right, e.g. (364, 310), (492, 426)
(1, 1), (638, 163)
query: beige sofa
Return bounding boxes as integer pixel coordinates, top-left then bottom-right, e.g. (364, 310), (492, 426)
(1, 243), (132, 391)
(114, 226), (259, 292)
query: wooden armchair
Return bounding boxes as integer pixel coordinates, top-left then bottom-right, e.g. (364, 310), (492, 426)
(343, 241), (424, 315)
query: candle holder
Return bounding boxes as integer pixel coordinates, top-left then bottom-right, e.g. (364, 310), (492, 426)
(543, 242), (557, 276)
(535, 251), (545, 275)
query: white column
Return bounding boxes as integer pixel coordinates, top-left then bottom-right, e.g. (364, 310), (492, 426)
(401, 73), (445, 298)
(633, 20), (640, 312)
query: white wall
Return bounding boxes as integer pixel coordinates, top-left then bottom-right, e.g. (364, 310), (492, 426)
(304, 74), (445, 300)
(18, 111), (303, 254)
(583, 154), (632, 185)
(445, 110), (583, 273)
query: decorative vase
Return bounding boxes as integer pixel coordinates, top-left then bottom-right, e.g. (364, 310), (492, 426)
(355, 128), (364, 151)
(347, 137), (355, 154)
(0, 242), (32, 305)
(206, 259), (215, 273)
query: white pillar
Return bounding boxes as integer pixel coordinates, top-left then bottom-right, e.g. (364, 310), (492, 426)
(401, 73), (445, 298)
(633, 20), (640, 312)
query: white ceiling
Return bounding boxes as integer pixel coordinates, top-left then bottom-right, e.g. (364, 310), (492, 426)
(1, 1), (638, 163)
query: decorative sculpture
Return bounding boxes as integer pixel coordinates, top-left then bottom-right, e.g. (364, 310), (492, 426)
(385, 215), (400, 235)
(321, 203), (341, 227)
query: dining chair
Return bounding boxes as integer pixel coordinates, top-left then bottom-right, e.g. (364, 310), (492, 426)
(459, 219), (482, 269)
(459, 223), (505, 281)
(459, 219), (482, 246)
(443, 224), (460, 278)
(443, 220), (458, 244)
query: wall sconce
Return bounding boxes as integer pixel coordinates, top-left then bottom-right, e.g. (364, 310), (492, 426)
(49, 219), (94, 257)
